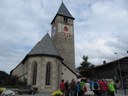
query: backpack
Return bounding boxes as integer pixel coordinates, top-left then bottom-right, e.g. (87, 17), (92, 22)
(83, 85), (87, 92)
(80, 82), (85, 91)
(94, 82), (98, 90)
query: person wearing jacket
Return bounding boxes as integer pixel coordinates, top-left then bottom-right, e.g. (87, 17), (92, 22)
(99, 79), (108, 96)
(108, 80), (115, 96)
(91, 80), (101, 96)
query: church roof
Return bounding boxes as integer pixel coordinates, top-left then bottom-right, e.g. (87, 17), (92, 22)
(51, 2), (74, 24)
(28, 33), (62, 59)
(57, 2), (74, 18)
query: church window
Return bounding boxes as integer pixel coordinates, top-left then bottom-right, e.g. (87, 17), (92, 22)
(32, 62), (37, 85)
(45, 62), (51, 85)
(64, 17), (68, 23)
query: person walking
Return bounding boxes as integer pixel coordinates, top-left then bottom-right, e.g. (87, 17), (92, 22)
(99, 79), (108, 96)
(108, 80), (115, 96)
(65, 80), (69, 96)
(69, 79), (76, 96)
(92, 80), (101, 96)
(76, 81), (81, 96)
(84, 79), (94, 96)
(80, 79), (85, 96)
(60, 79), (65, 95)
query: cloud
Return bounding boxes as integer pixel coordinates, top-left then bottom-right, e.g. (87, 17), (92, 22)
(0, 0), (128, 73)
(75, 0), (128, 66)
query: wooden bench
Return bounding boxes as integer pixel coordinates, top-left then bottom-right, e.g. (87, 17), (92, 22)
(17, 86), (38, 95)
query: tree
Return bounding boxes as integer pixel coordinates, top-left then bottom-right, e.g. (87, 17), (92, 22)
(0, 71), (27, 87)
(77, 55), (95, 78)
(0, 71), (9, 86)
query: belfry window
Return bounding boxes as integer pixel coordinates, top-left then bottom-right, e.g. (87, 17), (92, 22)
(32, 62), (37, 85)
(45, 62), (51, 85)
(64, 17), (68, 23)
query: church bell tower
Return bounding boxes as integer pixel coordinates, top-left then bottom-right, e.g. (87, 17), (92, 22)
(51, 2), (75, 71)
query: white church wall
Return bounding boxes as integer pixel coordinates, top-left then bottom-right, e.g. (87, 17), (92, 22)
(61, 64), (77, 83)
(12, 63), (24, 77)
(27, 56), (42, 90)
(23, 60), (29, 74)
(12, 60), (29, 81)
(27, 56), (61, 92)
(12, 58), (77, 92)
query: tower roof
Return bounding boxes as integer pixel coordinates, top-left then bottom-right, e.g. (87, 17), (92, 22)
(28, 33), (62, 59)
(57, 2), (74, 18)
(51, 2), (74, 24)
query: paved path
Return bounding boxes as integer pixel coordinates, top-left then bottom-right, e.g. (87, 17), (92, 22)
(115, 89), (128, 96)
(16, 89), (128, 96)
(17, 93), (50, 96)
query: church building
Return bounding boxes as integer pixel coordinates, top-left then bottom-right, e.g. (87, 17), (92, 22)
(11, 2), (77, 92)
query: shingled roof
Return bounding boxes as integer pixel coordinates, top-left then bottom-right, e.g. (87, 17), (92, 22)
(57, 2), (74, 18)
(28, 33), (62, 59)
(51, 2), (74, 24)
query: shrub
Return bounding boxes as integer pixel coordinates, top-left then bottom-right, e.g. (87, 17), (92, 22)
(0, 87), (6, 94)
(51, 90), (63, 96)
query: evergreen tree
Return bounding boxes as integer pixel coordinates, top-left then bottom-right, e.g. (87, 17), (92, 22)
(77, 55), (94, 78)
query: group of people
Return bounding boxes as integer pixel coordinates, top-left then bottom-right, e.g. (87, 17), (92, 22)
(59, 78), (116, 96)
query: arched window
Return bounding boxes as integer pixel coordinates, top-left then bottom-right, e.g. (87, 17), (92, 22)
(32, 62), (37, 85)
(45, 62), (51, 85)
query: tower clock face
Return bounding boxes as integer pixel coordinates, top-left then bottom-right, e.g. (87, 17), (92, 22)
(58, 23), (73, 34)
(63, 25), (69, 33)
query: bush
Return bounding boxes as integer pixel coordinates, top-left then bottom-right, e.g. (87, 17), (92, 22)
(0, 87), (6, 94)
(6, 75), (27, 87)
(52, 90), (63, 96)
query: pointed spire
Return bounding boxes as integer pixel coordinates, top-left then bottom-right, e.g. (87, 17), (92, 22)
(51, 2), (74, 24)
(57, 2), (74, 19)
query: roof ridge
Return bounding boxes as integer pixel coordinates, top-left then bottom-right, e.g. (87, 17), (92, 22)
(40, 33), (47, 53)
(28, 33), (62, 59)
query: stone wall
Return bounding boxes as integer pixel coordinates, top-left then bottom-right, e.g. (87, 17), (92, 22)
(51, 15), (75, 71)
(27, 56), (60, 92)
(12, 63), (24, 77)
(60, 64), (77, 82)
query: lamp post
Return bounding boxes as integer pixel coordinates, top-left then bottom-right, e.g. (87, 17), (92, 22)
(114, 52), (123, 89)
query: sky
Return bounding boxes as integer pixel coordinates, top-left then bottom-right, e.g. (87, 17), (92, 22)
(0, 0), (128, 74)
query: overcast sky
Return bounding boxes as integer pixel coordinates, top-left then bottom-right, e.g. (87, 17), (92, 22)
(0, 0), (128, 73)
